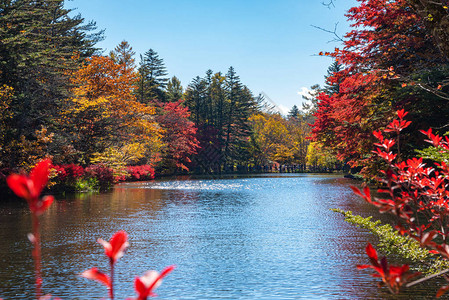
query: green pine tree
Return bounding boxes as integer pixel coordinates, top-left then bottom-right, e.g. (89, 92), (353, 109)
(109, 40), (136, 72)
(165, 76), (183, 102)
(323, 60), (343, 95)
(137, 49), (168, 103)
(0, 0), (103, 167)
(288, 105), (301, 119)
(185, 67), (259, 172)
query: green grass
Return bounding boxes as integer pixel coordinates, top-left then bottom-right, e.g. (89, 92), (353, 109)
(332, 208), (449, 274)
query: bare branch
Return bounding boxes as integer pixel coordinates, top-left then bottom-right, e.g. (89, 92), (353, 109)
(311, 22), (344, 43)
(416, 83), (449, 101)
(322, 0), (336, 9)
(406, 268), (449, 288)
(385, 69), (449, 101)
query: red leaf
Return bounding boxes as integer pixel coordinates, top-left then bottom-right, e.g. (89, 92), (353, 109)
(365, 243), (378, 261)
(159, 265), (176, 277)
(35, 195), (54, 216)
(421, 231), (437, 246)
(350, 186), (364, 198)
(356, 264), (372, 269)
(109, 230), (128, 260)
(373, 130), (384, 141)
(98, 230), (129, 264)
(133, 265), (175, 299)
(80, 268), (111, 288)
(134, 277), (148, 296)
(30, 159), (51, 197)
(6, 175), (32, 200)
(396, 109), (408, 119)
(363, 186), (371, 202)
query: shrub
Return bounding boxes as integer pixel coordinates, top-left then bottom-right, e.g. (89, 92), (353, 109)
(352, 110), (449, 296)
(73, 177), (100, 192)
(53, 164), (84, 183)
(332, 209), (449, 274)
(85, 164), (114, 190)
(125, 165), (155, 181)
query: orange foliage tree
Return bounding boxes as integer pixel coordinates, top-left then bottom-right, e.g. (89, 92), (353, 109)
(60, 56), (161, 165)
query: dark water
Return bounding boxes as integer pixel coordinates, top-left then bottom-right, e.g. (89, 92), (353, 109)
(0, 174), (440, 299)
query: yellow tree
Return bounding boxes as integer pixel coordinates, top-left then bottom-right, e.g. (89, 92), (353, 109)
(306, 142), (339, 172)
(249, 112), (312, 167)
(250, 113), (293, 165)
(286, 118), (309, 168)
(0, 85), (14, 156)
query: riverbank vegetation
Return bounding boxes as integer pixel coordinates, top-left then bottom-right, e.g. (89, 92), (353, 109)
(332, 209), (449, 275)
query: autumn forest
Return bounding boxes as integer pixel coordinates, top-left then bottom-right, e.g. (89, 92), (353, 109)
(0, 0), (335, 194)
(2, 0), (449, 190)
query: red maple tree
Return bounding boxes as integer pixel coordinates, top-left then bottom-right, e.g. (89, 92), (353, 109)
(310, 0), (448, 175)
(156, 100), (200, 172)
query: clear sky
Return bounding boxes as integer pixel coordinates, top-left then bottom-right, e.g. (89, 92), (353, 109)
(66, 0), (357, 114)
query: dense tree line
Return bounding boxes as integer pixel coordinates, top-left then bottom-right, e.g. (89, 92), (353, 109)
(184, 68), (260, 173)
(0, 0), (319, 184)
(0, 1), (196, 179)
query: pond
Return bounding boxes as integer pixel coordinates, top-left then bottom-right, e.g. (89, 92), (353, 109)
(0, 174), (440, 299)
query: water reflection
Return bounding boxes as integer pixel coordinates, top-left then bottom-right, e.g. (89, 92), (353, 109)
(0, 174), (439, 299)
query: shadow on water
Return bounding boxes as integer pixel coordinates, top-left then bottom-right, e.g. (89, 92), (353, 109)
(0, 174), (441, 299)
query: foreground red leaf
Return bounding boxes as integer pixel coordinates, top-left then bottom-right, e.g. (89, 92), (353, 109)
(80, 267), (111, 288)
(357, 243), (420, 294)
(98, 230), (129, 264)
(129, 265), (175, 300)
(6, 159), (54, 216)
(437, 285), (449, 298)
(6, 159), (55, 298)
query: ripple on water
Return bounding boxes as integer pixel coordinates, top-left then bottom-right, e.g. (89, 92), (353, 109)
(0, 174), (440, 299)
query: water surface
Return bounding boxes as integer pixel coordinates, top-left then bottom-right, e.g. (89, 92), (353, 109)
(0, 174), (439, 299)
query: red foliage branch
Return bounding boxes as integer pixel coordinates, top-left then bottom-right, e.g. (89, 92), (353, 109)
(7, 159), (54, 298)
(353, 110), (449, 297)
(357, 243), (420, 294)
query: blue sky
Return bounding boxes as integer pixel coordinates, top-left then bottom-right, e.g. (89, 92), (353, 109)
(66, 0), (357, 114)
